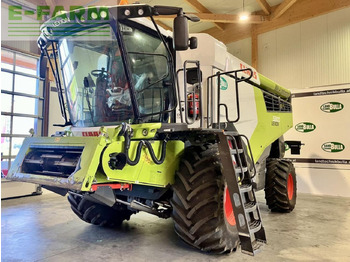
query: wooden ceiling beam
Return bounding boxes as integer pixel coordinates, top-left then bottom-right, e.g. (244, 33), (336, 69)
(256, 0), (271, 15)
(155, 13), (267, 24)
(202, 0), (350, 44)
(257, 0), (350, 35)
(270, 0), (297, 20)
(202, 23), (252, 43)
(155, 21), (172, 31)
(184, 0), (225, 30)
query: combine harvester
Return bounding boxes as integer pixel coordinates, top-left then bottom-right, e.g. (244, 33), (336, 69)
(8, 4), (299, 255)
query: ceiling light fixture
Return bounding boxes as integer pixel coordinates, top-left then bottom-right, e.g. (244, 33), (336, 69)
(239, 0), (250, 21)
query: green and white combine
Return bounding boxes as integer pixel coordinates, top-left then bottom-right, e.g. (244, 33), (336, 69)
(7, 4), (298, 255)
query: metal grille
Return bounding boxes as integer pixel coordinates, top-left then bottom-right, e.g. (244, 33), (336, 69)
(21, 147), (83, 178)
(263, 92), (291, 112)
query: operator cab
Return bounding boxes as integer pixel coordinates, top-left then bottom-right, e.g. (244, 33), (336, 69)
(38, 5), (198, 127)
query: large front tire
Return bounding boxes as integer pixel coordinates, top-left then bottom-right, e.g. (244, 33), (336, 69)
(171, 145), (239, 254)
(265, 159), (297, 212)
(68, 193), (134, 227)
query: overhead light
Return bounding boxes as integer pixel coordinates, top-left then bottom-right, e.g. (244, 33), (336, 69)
(239, 0), (250, 21)
(239, 13), (249, 21)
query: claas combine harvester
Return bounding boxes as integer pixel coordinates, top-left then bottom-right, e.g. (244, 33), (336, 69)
(8, 4), (299, 255)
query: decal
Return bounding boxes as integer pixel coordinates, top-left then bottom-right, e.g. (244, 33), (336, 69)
(320, 102), (344, 113)
(272, 116), (280, 126)
(82, 131), (101, 137)
(219, 76), (228, 90)
(295, 122), (316, 133)
(321, 142), (345, 153)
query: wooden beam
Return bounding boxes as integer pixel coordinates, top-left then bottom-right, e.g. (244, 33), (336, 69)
(156, 21), (172, 31)
(256, 0), (271, 15)
(203, 23), (252, 43)
(257, 0), (350, 35)
(203, 0), (350, 44)
(184, 0), (225, 30)
(155, 13), (267, 24)
(251, 25), (258, 69)
(270, 0), (297, 20)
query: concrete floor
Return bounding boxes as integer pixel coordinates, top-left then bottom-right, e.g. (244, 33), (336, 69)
(2, 191), (350, 262)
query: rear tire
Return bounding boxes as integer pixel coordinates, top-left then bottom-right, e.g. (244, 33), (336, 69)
(68, 193), (134, 227)
(171, 145), (239, 254)
(265, 159), (297, 212)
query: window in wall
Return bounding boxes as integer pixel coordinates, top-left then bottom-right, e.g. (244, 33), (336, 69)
(1, 48), (45, 177)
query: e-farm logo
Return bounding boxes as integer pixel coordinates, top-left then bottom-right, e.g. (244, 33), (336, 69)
(321, 142), (345, 153)
(6, 5), (109, 39)
(295, 122), (316, 133)
(8, 5), (109, 21)
(320, 102), (344, 113)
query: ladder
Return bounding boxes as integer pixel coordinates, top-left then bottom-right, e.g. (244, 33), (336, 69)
(217, 131), (266, 255)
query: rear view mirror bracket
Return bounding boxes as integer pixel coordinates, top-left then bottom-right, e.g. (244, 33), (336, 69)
(39, 52), (48, 80)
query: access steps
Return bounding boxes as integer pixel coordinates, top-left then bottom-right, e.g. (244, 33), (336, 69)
(217, 131), (266, 255)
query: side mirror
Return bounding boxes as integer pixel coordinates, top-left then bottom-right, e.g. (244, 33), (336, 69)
(39, 53), (48, 79)
(173, 13), (199, 51)
(189, 37), (197, 49)
(173, 15), (189, 51)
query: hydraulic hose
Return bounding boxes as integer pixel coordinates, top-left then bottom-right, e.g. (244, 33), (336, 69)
(144, 140), (168, 165)
(123, 132), (168, 166)
(124, 136), (144, 166)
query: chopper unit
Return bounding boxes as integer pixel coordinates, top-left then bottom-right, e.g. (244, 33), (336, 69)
(7, 4), (300, 255)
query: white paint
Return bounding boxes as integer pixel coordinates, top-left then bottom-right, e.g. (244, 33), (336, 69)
(177, 33), (259, 139)
(296, 167), (350, 197)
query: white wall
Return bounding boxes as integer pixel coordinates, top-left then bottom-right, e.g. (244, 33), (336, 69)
(258, 7), (350, 90)
(227, 38), (252, 65)
(226, 7), (350, 90)
(226, 7), (350, 197)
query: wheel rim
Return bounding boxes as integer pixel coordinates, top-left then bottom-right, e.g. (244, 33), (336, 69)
(287, 173), (294, 200)
(224, 187), (236, 226)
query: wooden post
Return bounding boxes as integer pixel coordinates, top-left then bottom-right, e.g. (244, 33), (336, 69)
(251, 25), (258, 70)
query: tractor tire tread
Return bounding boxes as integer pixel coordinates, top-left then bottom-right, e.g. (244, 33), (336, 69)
(265, 159), (297, 213)
(68, 193), (134, 227)
(172, 145), (239, 254)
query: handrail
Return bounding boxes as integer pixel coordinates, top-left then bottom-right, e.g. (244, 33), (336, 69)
(176, 60), (202, 125)
(206, 68), (253, 128)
